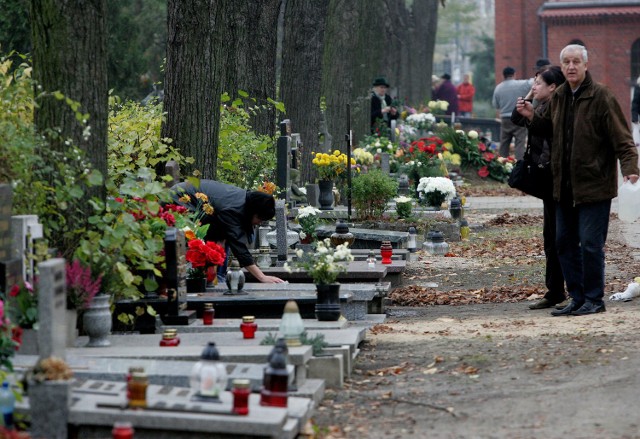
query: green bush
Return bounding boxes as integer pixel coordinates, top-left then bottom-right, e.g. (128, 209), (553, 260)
(351, 170), (398, 220)
(217, 93), (279, 190)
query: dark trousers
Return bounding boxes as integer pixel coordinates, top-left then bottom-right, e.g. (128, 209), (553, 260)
(542, 199), (565, 302)
(555, 199), (611, 304)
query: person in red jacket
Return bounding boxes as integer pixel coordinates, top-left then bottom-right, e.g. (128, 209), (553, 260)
(456, 73), (475, 117)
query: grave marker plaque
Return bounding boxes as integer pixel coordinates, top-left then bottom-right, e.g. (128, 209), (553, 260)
(37, 258), (67, 359)
(274, 200), (288, 266)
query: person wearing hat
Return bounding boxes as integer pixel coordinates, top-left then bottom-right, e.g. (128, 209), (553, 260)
(370, 76), (398, 134)
(492, 66), (533, 159)
(432, 73), (458, 116)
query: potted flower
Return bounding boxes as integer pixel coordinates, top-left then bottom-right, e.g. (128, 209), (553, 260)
(7, 281), (38, 355)
(416, 176), (456, 209)
(394, 196), (414, 219)
(185, 238), (226, 292)
(286, 238), (353, 321)
(295, 206), (322, 245)
(65, 259), (102, 347)
(27, 356), (73, 439)
(311, 150), (353, 210)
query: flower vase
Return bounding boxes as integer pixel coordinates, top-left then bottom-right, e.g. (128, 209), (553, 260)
(206, 265), (218, 286)
(186, 277), (207, 293)
(315, 283), (341, 321)
(318, 180), (334, 210)
(83, 294), (112, 347)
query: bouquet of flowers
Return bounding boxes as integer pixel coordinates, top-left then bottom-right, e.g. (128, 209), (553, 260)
(185, 239), (226, 279)
(405, 112), (436, 131)
(8, 281), (38, 329)
(0, 297), (21, 371)
(428, 100), (449, 114)
(287, 238), (354, 285)
(352, 148), (374, 167)
(65, 259), (102, 310)
(417, 176), (456, 208)
(312, 150), (353, 181)
(296, 206), (322, 243)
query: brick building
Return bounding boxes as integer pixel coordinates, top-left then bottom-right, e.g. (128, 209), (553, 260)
(494, 0), (640, 120)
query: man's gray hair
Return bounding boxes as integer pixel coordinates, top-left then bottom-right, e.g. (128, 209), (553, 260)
(560, 44), (588, 63)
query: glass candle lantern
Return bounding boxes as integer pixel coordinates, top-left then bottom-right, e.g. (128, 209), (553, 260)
(260, 344), (288, 407)
(449, 196), (462, 220)
(159, 329), (180, 347)
(279, 300), (304, 347)
(190, 342), (227, 401)
(407, 227), (418, 252)
(330, 221), (355, 247)
(460, 219), (470, 240)
(366, 250), (376, 269)
(225, 259), (245, 294)
(127, 371), (148, 408)
(203, 303), (215, 325)
(425, 230), (449, 256)
(240, 316), (258, 339)
(231, 379), (251, 415)
(380, 240), (393, 264)
(112, 422), (134, 439)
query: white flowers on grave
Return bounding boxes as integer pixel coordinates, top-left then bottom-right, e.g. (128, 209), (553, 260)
(352, 148), (374, 166)
(417, 176), (456, 208)
(468, 130), (479, 140)
(405, 112), (436, 131)
(285, 238), (354, 285)
(394, 196), (414, 219)
(296, 206), (322, 242)
(427, 100), (449, 113)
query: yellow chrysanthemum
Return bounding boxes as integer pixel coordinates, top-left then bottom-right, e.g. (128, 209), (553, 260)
(450, 154), (462, 165)
(443, 142), (453, 151)
(179, 195), (191, 203)
(202, 203), (214, 215)
(195, 192), (208, 202)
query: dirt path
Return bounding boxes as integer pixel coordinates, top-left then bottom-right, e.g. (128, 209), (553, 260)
(310, 213), (640, 439)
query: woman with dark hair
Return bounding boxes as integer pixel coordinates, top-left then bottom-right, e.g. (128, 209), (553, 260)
(170, 180), (284, 283)
(511, 66), (567, 309)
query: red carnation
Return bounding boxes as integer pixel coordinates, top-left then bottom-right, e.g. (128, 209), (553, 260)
(478, 166), (489, 178)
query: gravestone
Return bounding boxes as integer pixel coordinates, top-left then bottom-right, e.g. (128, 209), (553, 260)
(0, 185), (22, 293)
(12, 214), (43, 283)
(164, 227), (195, 325)
(305, 183), (319, 207)
(165, 160), (180, 188)
(380, 153), (390, 174)
(274, 200), (289, 266)
(37, 258), (67, 359)
(276, 120), (292, 202)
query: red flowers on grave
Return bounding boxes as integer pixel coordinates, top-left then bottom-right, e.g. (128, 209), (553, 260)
(185, 238), (226, 282)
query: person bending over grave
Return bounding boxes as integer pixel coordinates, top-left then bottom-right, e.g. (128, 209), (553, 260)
(169, 179), (285, 283)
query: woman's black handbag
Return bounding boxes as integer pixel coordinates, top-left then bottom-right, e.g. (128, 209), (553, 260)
(508, 157), (552, 200)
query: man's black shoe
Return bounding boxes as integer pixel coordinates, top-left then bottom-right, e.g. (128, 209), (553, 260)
(550, 300), (583, 317)
(571, 301), (606, 316)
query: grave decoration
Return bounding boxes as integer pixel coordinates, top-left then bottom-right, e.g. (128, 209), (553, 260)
(278, 300), (304, 347)
(224, 259), (246, 295)
(285, 238), (353, 321)
(260, 343), (288, 407)
(295, 206), (322, 245)
(190, 342), (227, 402)
(312, 150), (354, 211)
(417, 176), (456, 209)
(424, 230), (450, 256)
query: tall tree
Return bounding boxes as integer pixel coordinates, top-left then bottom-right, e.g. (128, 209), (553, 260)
(31, 0), (109, 181)
(161, 0), (226, 180)
(221, 0), (281, 138)
(280, 0), (330, 183)
(322, 0), (440, 146)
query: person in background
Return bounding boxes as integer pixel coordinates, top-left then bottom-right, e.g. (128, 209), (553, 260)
(433, 73), (458, 116)
(632, 75), (640, 147)
(534, 58), (551, 72)
(370, 76), (398, 134)
(492, 66), (532, 160)
(170, 179), (285, 283)
(511, 66), (567, 310)
(517, 44), (639, 316)
(456, 73), (475, 118)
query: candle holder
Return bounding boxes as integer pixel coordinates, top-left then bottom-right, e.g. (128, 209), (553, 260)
(159, 328), (180, 347)
(202, 303), (215, 325)
(260, 343), (288, 407)
(240, 316), (258, 339)
(380, 240), (393, 264)
(407, 227), (418, 252)
(190, 342), (227, 402)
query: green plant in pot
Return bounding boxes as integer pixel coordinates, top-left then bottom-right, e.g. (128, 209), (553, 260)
(351, 169), (398, 220)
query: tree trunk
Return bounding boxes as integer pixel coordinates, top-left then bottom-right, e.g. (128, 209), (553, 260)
(161, 0), (225, 180)
(322, 0), (439, 145)
(280, 0), (329, 183)
(31, 0), (108, 181)
(221, 0), (280, 138)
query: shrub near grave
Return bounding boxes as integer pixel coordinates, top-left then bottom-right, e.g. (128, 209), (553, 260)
(351, 170), (398, 220)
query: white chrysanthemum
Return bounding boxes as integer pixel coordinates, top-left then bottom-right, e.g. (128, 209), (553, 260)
(416, 176), (456, 200)
(468, 130), (479, 139)
(297, 206), (321, 218)
(394, 196), (413, 204)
